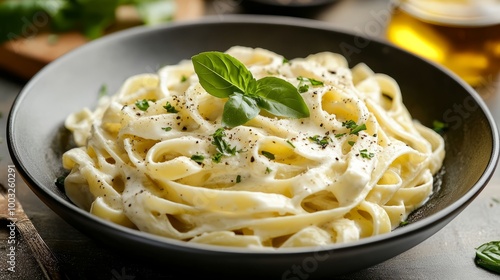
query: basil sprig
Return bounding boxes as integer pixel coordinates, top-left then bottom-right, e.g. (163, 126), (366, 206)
(192, 51), (310, 127)
(475, 241), (500, 273)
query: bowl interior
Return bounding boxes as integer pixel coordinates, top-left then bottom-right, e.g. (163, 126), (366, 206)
(7, 15), (499, 277)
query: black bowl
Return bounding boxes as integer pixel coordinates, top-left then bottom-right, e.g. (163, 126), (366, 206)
(7, 15), (499, 278)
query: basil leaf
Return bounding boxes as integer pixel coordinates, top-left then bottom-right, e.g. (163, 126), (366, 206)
(475, 241), (500, 273)
(192, 52), (256, 98)
(191, 51), (311, 127)
(255, 76), (310, 118)
(222, 93), (260, 127)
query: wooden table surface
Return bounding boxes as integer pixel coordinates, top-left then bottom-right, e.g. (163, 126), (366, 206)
(1, 1), (500, 279)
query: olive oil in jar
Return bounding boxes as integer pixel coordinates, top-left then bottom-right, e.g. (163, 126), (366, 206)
(386, 0), (500, 86)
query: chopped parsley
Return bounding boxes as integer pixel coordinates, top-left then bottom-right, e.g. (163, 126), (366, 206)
(212, 153), (223, 163)
(180, 75), (188, 82)
(351, 123), (367, 135)
(265, 167), (273, 174)
(135, 99), (151, 111)
(297, 76), (324, 93)
(298, 84), (309, 93)
(308, 78), (324, 86)
(191, 154), (204, 164)
(342, 120), (367, 135)
(211, 128), (238, 162)
(236, 175), (242, 183)
(342, 120), (357, 129)
(286, 140), (296, 148)
(360, 149), (374, 159)
(261, 151), (275, 160)
(348, 141), (355, 146)
(309, 135), (330, 147)
(298, 76), (324, 86)
(162, 127), (172, 132)
(163, 101), (179, 113)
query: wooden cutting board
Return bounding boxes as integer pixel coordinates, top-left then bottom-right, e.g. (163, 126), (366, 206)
(0, 0), (204, 80)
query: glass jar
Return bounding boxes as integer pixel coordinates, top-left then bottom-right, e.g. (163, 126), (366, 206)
(386, 0), (500, 87)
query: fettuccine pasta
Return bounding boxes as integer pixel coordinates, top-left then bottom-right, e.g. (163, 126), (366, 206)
(62, 46), (445, 249)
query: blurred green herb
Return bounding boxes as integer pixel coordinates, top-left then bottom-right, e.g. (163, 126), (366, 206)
(432, 120), (448, 133)
(0, 0), (175, 43)
(47, 33), (59, 44)
(98, 84), (108, 98)
(55, 174), (67, 191)
(134, 0), (174, 25)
